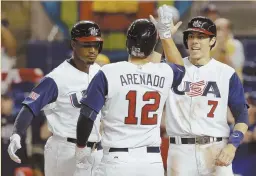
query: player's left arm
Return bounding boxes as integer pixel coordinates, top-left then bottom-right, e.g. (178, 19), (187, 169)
(228, 72), (249, 145)
(76, 70), (108, 148)
(216, 72), (249, 166)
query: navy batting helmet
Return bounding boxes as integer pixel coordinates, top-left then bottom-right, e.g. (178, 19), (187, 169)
(126, 19), (157, 58)
(71, 20), (103, 53)
(183, 16), (216, 49)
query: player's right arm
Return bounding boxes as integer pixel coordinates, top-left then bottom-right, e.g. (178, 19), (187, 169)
(76, 70), (108, 148)
(169, 63), (185, 89)
(8, 77), (58, 163)
(75, 70), (107, 164)
(161, 38), (183, 66)
(150, 39), (164, 63)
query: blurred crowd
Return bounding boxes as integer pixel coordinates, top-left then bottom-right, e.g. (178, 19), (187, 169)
(1, 1), (256, 176)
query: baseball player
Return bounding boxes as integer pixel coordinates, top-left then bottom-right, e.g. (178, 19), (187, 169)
(165, 16), (249, 175)
(74, 6), (185, 176)
(7, 21), (104, 176)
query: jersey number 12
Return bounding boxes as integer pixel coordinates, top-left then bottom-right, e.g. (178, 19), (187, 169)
(125, 91), (160, 125)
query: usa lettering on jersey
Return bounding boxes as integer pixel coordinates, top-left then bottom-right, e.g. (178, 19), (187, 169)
(69, 90), (86, 108)
(173, 80), (221, 98)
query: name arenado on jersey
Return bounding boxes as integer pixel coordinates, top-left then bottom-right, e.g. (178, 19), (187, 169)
(120, 74), (165, 88)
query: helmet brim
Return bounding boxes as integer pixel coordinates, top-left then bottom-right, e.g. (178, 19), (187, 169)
(75, 36), (103, 42)
(183, 28), (215, 36)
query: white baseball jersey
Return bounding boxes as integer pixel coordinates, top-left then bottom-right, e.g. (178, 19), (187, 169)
(80, 61), (185, 148)
(166, 57), (246, 137)
(23, 59), (101, 141)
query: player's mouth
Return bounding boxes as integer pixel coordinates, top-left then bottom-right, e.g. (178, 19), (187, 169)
(88, 55), (97, 59)
(191, 47), (200, 50)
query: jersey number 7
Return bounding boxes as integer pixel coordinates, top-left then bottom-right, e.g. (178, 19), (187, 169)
(207, 100), (218, 118)
(125, 90), (160, 125)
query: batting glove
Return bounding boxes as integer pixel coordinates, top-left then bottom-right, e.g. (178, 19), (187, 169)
(75, 146), (92, 169)
(8, 134), (22, 163)
(150, 5), (174, 39)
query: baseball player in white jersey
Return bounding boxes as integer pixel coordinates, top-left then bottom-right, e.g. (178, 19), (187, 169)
(7, 21), (104, 176)
(74, 6), (185, 176)
(164, 16), (249, 176)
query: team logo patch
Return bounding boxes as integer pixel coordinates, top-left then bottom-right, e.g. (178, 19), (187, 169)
(192, 20), (202, 28)
(88, 27), (99, 36)
(186, 80), (206, 97)
(28, 91), (40, 100)
(131, 46), (145, 57)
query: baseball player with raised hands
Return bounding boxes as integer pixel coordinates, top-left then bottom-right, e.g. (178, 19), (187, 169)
(7, 21), (104, 176)
(75, 5), (184, 176)
(164, 16), (249, 176)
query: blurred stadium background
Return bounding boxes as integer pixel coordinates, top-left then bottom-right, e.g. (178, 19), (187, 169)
(1, 1), (256, 176)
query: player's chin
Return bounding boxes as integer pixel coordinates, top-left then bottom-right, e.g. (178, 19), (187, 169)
(87, 57), (97, 64)
(190, 52), (202, 59)
(80, 57), (96, 65)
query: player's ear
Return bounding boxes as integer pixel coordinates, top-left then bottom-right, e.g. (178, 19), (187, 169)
(209, 37), (216, 47)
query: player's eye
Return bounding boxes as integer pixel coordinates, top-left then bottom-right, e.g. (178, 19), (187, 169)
(77, 42), (100, 49)
(199, 35), (205, 39)
(188, 35), (193, 39)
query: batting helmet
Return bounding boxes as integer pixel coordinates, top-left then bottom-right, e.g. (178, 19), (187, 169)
(71, 20), (103, 53)
(126, 19), (157, 58)
(183, 16), (216, 49)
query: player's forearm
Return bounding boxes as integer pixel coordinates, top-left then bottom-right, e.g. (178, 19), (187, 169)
(230, 104), (249, 126)
(233, 123), (248, 135)
(161, 38), (183, 66)
(76, 104), (97, 147)
(228, 123), (248, 149)
(150, 39), (163, 63)
(13, 106), (35, 136)
(76, 113), (94, 147)
(228, 103), (249, 148)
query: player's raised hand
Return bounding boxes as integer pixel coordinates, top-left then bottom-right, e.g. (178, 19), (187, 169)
(149, 4), (182, 39)
(8, 134), (22, 163)
(215, 144), (236, 167)
(161, 5), (182, 35)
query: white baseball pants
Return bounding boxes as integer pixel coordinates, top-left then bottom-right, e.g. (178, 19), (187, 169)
(167, 138), (234, 176)
(95, 146), (164, 176)
(44, 135), (103, 176)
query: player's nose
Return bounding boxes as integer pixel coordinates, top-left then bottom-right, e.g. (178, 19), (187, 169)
(88, 46), (97, 53)
(191, 37), (200, 43)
